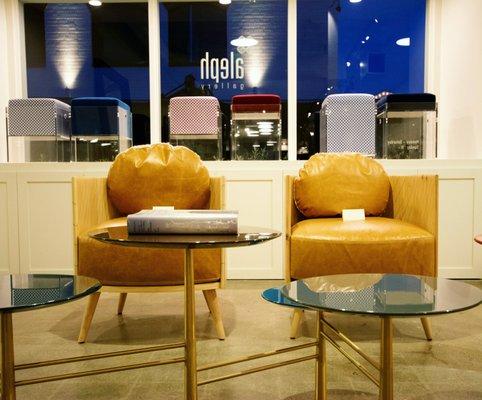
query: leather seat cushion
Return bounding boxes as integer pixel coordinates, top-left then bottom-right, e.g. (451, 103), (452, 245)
(107, 143), (211, 215)
(78, 218), (221, 286)
(290, 217), (435, 279)
(294, 153), (390, 218)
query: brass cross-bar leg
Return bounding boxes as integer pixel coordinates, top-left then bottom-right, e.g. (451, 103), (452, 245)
(315, 311), (327, 400)
(380, 317), (393, 400)
(1, 312), (16, 400)
(184, 248), (197, 400)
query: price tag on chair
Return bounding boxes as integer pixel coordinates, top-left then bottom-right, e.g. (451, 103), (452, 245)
(342, 209), (365, 222)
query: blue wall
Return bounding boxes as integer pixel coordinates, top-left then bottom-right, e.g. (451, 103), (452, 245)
(27, 0), (425, 105)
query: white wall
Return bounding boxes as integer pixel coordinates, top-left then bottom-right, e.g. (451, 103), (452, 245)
(427, 0), (482, 158)
(0, 1), (9, 163)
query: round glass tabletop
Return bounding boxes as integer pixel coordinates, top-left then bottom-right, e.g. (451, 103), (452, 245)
(281, 274), (482, 317)
(89, 225), (281, 249)
(0, 274), (101, 313)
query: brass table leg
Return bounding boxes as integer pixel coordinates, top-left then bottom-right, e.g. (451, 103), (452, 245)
(315, 311), (327, 400)
(1, 312), (16, 400)
(380, 317), (393, 400)
(184, 248), (197, 400)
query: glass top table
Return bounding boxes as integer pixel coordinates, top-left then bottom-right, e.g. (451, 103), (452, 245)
(0, 274), (101, 313)
(89, 224), (281, 400)
(280, 273), (482, 317)
(270, 273), (482, 399)
(89, 225), (281, 249)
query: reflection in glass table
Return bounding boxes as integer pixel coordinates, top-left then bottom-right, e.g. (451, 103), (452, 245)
(0, 274), (101, 400)
(274, 273), (482, 400)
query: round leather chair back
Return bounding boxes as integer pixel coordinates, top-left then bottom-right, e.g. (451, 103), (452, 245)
(107, 143), (211, 215)
(294, 153), (390, 218)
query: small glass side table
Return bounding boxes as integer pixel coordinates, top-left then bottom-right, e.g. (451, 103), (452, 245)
(273, 273), (482, 400)
(90, 225), (281, 400)
(0, 274), (101, 400)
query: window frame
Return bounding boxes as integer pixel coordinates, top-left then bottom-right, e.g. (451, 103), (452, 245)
(5, 0), (435, 162)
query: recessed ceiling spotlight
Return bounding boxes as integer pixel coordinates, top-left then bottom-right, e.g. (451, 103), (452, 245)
(374, 18), (379, 23)
(346, 61), (351, 67)
(349, 0), (362, 3)
(396, 37), (411, 47)
(365, 35), (370, 41)
(219, 0), (231, 4)
(88, 0), (102, 6)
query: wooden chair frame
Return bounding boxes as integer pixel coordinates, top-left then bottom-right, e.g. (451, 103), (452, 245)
(285, 174), (439, 340)
(72, 176), (227, 343)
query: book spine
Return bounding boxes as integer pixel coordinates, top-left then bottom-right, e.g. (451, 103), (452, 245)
(127, 213), (238, 235)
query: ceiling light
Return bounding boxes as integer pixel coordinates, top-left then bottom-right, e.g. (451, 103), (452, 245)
(374, 18), (379, 23)
(88, 0), (102, 6)
(349, 0), (362, 3)
(346, 61), (351, 67)
(230, 36), (258, 48)
(365, 35), (370, 41)
(396, 37), (411, 47)
(219, 0), (231, 4)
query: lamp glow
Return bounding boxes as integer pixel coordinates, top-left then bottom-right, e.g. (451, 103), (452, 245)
(230, 36), (258, 48)
(396, 37), (411, 46)
(219, 0), (231, 4)
(88, 0), (102, 6)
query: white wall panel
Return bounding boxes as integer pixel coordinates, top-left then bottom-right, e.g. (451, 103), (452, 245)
(0, 172), (19, 274)
(0, 161), (481, 279)
(17, 172), (75, 274)
(224, 171), (283, 279)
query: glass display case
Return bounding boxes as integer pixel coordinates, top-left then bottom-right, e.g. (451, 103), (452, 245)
(320, 93), (376, 155)
(71, 97), (133, 162)
(231, 95), (282, 160)
(169, 96), (222, 160)
(376, 93), (437, 159)
(6, 98), (71, 162)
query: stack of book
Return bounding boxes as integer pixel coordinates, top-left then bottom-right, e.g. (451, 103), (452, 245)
(127, 208), (239, 235)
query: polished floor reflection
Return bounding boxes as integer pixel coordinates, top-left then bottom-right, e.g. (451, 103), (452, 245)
(11, 280), (482, 400)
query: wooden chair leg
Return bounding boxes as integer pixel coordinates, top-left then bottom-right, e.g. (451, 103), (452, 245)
(78, 292), (100, 344)
(421, 317), (433, 341)
(290, 309), (303, 339)
(202, 289), (226, 340)
(117, 293), (127, 315)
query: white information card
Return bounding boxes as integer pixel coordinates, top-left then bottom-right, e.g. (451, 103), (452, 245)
(342, 209), (366, 222)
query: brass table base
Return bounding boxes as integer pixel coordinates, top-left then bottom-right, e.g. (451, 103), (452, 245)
(2, 251), (395, 400)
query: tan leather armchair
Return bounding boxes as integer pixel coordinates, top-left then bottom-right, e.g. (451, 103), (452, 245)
(73, 144), (226, 343)
(285, 153), (438, 340)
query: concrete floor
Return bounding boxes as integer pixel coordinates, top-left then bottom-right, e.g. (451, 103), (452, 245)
(10, 280), (482, 400)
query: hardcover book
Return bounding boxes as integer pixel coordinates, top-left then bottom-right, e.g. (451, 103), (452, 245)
(127, 209), (239, 235)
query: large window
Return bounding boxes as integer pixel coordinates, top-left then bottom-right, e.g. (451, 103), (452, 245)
(297, 0), (426, 159)
(21, 0), (428, 160)
(24, 3), (151, 145)
(160, 0), (288, 159)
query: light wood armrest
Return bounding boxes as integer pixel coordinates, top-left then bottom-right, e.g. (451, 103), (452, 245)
(285, 175), (304, 237)
(209, 176), (226, 287)
(209, 176), (225, 210)
(72, 177), (120, 239)
(385, 175), (438, 271)
(285, 175), (304, 282)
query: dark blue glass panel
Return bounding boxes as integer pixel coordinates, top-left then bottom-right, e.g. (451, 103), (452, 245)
(297, 0), (426, 158)
(160, 0), (288, 158)
(24, 3), (150, 145)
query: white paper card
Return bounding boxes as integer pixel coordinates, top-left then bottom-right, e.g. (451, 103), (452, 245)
(342, 209), (365, 222)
